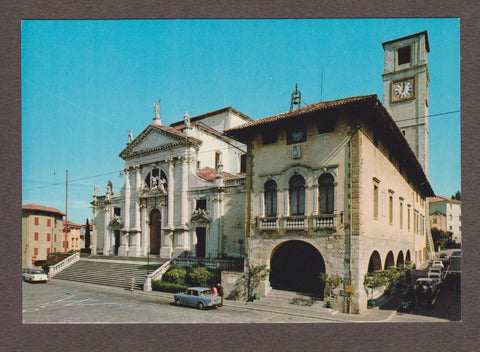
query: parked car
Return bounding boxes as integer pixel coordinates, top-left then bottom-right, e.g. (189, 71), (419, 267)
(428, 266), (443, 277)
(427, 272), (442, 285)
(23, 268), (48, 283)
(450, 250), (462, 257)
(431, 260), (444, 270)
(173, 287), (221, 310)
(439, 253), (450, 264)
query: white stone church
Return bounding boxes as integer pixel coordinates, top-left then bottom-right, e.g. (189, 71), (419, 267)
(91, 31), (435, 313)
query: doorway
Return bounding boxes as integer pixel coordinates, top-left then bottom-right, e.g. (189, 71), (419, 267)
(149, 209), (162, 255)
(114, 230), (120, 255)
(269, 240), (325, 294)
(195, 227), (206, 257)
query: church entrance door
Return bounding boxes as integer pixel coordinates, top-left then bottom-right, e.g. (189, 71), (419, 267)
(114, 230), (120, 255)
(195, 227), (206, 257)
(269, 240), (325, 294)
(149, 209), (161, 255)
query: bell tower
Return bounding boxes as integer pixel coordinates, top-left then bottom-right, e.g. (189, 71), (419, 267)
(382, 31), (430, 177)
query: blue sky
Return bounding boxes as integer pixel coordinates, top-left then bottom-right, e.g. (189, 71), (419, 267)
(22, 19), (460, 225)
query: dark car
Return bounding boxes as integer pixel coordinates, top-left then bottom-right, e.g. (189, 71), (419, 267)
(173, 287), (222, 310)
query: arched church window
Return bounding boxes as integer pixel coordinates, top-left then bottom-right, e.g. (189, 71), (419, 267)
(264, 180), (277, 217)
(289, 175), (305, 216)
(144, 168), (168, 189)
(318, 173), (334, 214)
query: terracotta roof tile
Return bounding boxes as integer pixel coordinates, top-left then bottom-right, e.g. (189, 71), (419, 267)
(225, 94), (377, 133)
(428, 196), (461, 204)
(196, 167), (244, 182)
(22, 204), (65, 216)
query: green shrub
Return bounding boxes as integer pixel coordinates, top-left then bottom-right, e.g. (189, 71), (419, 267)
(163, 266), (187, 284)
(186, 266), (213, 287)
(152, 280), (188, 293)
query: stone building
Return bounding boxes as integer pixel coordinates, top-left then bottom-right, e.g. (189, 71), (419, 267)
(91, 105), (250, 260)
(225, 93), (434, 314)
(22, 204), (65, 268)
(428, 196), (461, 244)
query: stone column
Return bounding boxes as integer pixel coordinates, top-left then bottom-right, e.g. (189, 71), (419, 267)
(128, 166), (142, 257)
(118, 168), (130, 256)
(140, 200), (147, 256)
(282, 188), (289, 216)
(167, 159), (174, 229)
(134, 166), (141, 230)
(181, 157), (189, 226)
(103, 206), (111, 255)
(312, 185), (318, 215)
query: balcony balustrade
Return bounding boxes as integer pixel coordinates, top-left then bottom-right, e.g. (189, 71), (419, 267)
(257, 213), (338, 233)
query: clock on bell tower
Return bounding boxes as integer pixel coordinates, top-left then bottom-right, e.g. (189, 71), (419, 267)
(382, 31), (430, 177)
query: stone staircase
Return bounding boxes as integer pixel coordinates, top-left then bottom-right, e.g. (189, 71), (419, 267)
(249, 289), (331, 314)
(52, 258), (164, 290)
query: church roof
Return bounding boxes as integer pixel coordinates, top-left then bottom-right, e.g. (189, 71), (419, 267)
(196, 167), (244, 182)
(119, 123), (202, 159)
(22, 204), (65, 216)
(170, 107), (252, 127)
(225, 94), (434, 197)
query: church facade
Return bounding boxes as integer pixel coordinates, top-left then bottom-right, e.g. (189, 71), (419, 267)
(91, 106), (250, 260)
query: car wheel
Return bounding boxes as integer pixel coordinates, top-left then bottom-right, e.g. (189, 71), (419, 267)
(197, 302), (205, 310)
(175, 299), (181, 306)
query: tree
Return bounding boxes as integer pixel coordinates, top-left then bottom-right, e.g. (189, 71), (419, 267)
(451, 190), (461, 201)
(84, 218), (91, 254)
(431, 228), (453, 251)
(318, 273), (343, 300)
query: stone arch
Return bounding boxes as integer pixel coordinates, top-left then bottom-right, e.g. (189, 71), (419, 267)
(269, 240), (325, 294)
(144, 168), (168, 189)
(384, 251), (395, 269)
(405, 250), (411, 263)
(396, 251), (404, 267)
(367, 250), (382, 272)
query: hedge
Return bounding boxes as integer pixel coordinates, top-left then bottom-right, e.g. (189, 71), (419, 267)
(152, 280), (188, 293)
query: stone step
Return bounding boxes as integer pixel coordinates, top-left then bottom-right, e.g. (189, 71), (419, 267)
(52, 259), (163, 290)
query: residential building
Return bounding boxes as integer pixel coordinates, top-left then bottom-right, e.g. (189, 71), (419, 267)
(428, 196), (461, 244)
(65, 220), (82, 252)
(429, 210), (447, 232)
(22, 204), (65, 268)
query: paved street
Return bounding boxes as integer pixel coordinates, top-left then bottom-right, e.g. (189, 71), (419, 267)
(23, 275), (459, 324)
(22, 280), (328, 323)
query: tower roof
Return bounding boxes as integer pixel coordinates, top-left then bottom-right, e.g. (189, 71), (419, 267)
(382, 30), (429, 52)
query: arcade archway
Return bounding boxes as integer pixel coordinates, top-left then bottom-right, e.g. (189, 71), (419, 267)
(269, 240), (325, 294)
(385, 251), (395, 269)
(368, 251), (382, 272)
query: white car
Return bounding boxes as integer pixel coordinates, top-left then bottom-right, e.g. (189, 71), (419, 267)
(23, 268), (48, 283)
(427, 272), (442, 285)
(431, 260), (444, 270)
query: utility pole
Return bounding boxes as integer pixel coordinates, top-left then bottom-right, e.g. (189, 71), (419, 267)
(64, 170), (68, 253)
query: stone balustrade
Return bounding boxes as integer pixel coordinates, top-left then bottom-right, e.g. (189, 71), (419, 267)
(257, 213), (338, 232)
(48, 252), (80, 279)
(143, 258), (174, 291)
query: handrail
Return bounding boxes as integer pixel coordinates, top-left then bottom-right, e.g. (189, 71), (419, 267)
(48, 252), (80, 279)
(143, 257), (174, 291)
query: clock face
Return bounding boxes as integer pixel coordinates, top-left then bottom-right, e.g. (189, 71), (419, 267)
(392, 79), (415, 101)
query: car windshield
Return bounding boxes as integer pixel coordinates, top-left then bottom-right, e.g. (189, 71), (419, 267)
(31, 269), (45, 274)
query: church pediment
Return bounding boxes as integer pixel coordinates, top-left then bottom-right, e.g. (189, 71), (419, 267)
(119, 125), (201, 159)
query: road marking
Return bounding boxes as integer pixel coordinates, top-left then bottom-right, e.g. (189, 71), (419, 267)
(254, 313), (282, 322)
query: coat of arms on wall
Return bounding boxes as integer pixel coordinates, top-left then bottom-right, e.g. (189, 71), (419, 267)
(291, 145), (301, 159)
(191, 209), (212, 224)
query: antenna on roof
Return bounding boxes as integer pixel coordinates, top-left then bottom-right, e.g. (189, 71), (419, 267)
(290, 83), (301, 111)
